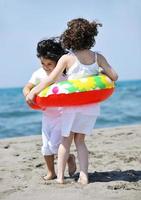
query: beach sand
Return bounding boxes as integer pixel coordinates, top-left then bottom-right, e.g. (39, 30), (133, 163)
(0, 125), (141, 200)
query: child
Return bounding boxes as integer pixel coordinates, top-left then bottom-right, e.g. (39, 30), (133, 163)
(23, 38), (76, 180)
(26, 18), (118, 184)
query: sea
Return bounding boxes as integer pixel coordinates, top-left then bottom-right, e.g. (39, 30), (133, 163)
(0, 80), (141, 139)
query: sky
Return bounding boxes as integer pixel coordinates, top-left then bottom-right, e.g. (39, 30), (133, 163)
(0, 0), (141, 88)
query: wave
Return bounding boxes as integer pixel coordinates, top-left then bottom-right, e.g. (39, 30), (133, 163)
(0, 110), (40, 118)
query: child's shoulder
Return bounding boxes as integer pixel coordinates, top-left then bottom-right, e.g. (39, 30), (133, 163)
(59, 53), (75, 64)
(31, 68), (47, 79)
(94, 51), (107, 66)
(33, 67), (45, 75)
(60, 53), (73, 59)
(94, 51), (103, 57)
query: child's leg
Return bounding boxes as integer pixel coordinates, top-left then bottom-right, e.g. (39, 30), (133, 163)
(41, 127), (57, 180)
(74, 133), (88, 184)
(57, 133), (74, 183)
(42, 111), (62, 180)
(67, 153), (76, 176)
(43, 155), (57, 180)
(49, 130), (76, 177)
(43, 154), (76, 180)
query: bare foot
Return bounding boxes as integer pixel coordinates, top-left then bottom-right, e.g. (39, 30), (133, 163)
(78, 174), (88, 185)
(56, 179), (64, 184)
(42, 173), (57, 181)
(67, 154), (77, 177)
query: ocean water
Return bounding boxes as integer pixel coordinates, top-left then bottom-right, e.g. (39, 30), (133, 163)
(0, 80), (141, 139)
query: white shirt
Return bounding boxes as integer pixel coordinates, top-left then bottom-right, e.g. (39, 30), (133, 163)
(29, 68), (48, 85)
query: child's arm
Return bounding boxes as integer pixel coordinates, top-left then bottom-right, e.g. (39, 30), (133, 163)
(26, 55), (67, 104)
(98, 54), (118, 81)
(23, 83), (35, 97)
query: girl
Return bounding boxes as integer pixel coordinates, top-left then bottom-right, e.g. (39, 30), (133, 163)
(26, 18), (118, 184)
(23, 38), (76, 180)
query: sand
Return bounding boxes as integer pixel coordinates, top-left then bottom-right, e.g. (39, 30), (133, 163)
(0, 124), (141, 200)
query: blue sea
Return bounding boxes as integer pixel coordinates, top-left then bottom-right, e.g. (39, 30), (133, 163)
(0, 80), (141, 139)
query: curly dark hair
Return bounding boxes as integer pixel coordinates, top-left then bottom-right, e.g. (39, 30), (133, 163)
(60, 18), (102, 51)
(37, 37), (67, 62)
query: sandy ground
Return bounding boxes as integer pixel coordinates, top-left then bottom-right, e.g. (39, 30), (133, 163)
(0, 124), (141, 200)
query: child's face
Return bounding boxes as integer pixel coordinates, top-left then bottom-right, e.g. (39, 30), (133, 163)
(40, 57), (56, 74)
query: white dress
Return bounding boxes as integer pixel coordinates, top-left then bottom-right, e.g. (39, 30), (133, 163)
(60, 53), (100, 137)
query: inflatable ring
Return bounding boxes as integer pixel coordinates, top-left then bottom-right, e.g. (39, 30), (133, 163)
(30, 74), (115, 110)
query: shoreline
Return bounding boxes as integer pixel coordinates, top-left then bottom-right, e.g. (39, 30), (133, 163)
(0, 124), (141, 200)
(1, 123), (141, 141)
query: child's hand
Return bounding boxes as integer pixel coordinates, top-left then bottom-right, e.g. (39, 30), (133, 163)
(26, 92), (36, 106)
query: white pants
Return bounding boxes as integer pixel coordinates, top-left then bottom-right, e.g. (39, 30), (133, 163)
(41, 108), (62, 156)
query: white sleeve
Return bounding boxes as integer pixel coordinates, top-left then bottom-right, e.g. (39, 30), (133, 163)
(28, 68), (47, 85)
(28, 71), (38, 85)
